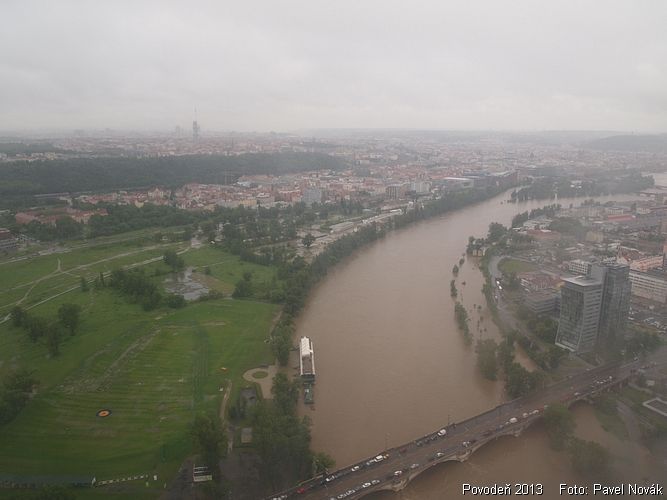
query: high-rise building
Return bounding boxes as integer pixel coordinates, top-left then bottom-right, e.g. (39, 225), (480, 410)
(555, 262), (631, 354)
(555, 276), (603, 353)
(192, 108), (200, 142)
(192, 120), (200, 141)
(591, 263), (631, 350)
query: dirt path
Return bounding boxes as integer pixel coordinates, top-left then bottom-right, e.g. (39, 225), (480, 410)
(242, 366), (278, 399)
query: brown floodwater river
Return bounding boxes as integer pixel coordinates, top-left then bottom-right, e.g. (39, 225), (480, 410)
(295, 190), (664, 497)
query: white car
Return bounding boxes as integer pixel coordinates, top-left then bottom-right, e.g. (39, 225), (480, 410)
(351, 465), (360, 472)
(361, 482), (371, 488)
(438, 428), (447, 436)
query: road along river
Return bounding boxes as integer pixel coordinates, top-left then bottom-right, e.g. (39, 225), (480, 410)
(294, 190), (661, 496)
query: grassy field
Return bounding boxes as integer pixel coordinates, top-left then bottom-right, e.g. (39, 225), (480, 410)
(185, 245), (279, 295)
(0, 242), (282, 497)
(0, 238), (188, 316)
(498, 258), (539, 275)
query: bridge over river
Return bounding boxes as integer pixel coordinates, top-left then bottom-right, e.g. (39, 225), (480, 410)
(267, 358), (650, 500)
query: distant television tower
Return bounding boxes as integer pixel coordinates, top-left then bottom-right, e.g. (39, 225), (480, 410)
(192, 107), (200, 142)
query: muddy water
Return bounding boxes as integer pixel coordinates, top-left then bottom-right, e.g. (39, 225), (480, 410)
(371, 403), (665, 499)
(295, 191), (654, 493)
(163, 267), (209, 300)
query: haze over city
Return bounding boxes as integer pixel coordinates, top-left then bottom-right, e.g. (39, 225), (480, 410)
(2, 0), (667, 132)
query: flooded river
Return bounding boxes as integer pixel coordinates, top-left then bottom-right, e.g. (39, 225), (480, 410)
(295, 191), (660, 496)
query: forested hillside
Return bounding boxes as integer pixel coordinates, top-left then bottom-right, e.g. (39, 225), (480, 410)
(0, 152), (346, 196)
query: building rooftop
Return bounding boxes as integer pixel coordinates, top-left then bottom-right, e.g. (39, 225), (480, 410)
(563, 275), (602, 287)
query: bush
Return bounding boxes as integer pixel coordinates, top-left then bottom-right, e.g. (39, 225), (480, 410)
(232, 279), (252, 299)
(166, 294), (187, 308)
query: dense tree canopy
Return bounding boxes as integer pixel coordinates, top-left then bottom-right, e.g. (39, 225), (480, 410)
(543, 403), (575, 450)
(0, 152), (346, 198)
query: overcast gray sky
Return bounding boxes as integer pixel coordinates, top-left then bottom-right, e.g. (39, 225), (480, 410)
(1, 0), (666, 132)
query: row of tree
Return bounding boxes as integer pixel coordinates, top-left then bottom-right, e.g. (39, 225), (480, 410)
(473, 331), (544, 398)
(454, 302), (472, 344)
(543, 403), (611, 477)
(509, 172), (653, 203)
(510, 204), (561, 228)
(252, 373), (334, 493)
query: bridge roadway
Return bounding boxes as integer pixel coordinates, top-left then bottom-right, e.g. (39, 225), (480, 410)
(267, 358), (650, 500)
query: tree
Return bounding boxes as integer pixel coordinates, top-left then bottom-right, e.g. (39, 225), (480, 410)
(569, 438), (610, 477)
(497, 336), (515, 372)
(26, 316), (48, 343)
(251, 374), (314, 489)
(58, 303), (81, 335)
(232, 279), (252, 299)
(0, 369), (38, 426)
(141, 290), (162, 311)
(505, 361), (541, 398)
(203, 266), (211, 275)
(80, 276), (89, 292)
(487, 222), (507, 243)
(163, 249), (185, 272)
(46, 325), (62, 357)
(166, 294), (187, 308)
(450, 279), (458, 298)
(271, 323), (293, 366)
(313, 452), (335, 475)
(10, 306), (27, 328)
(543, 403), (575, 450)
(272, 373), (300, 416)
(190, 413), (227, 478)
(302, 233), (315, 248)
(452, 264), (459, 276)
(454, 302), (471, 343)
(55, 216), (83, 239)
(475, 339), (498, 380)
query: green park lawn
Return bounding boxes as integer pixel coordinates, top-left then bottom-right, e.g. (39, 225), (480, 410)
(185, 245), (280, 294)
(0, 239), (187, 316)
(0, 242), (281, 496)
(498, 257), (539, 276)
